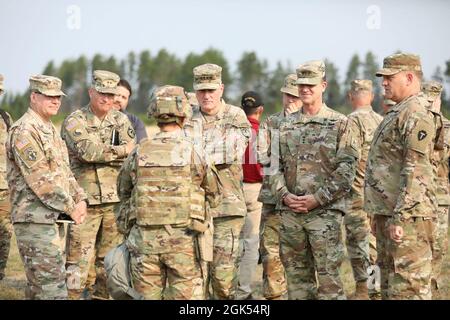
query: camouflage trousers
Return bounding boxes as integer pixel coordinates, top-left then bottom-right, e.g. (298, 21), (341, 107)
(14, 222), (68, 300)
(206, 216), (244, 300)
(280, 209), (346, 300)
(127, 225), (204, 300)
(66, 203), (123, 299)
(259, 204), (287, 299)
(375, 215), (434, 300)
(237, 182), (262, 300)
(0, 190), (11, 279)
(343, 208), (370, 283)
(431, 206), (449, 298)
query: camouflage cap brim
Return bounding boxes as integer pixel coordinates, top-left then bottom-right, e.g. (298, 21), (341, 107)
(94, 85), (119, 95)
(193, 83), (221, 91)
(375, 68), (402, 77)
(37, 88), (67, 97)
(296, 77), (322, 85)
(280, 87), (299, 97)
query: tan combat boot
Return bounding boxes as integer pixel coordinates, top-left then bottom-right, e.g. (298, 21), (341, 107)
(353, 281), (369, 300)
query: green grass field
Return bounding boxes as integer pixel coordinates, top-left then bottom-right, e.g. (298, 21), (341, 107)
(1, 229), (448, 300)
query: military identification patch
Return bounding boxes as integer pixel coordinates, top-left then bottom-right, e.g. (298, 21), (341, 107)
(27, 149), (37, 161)
(418, 130), (427, 141)
(407, 118), (434, 154)
(128, 127), (136, 138)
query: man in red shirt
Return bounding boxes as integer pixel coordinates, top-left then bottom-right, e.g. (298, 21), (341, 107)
(237, 91), (264, 300)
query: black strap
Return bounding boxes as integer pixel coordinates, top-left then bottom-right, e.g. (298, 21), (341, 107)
(0, 109), (11, 131)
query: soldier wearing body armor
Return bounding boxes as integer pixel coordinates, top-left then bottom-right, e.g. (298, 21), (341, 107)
(116, 85), (221, 300)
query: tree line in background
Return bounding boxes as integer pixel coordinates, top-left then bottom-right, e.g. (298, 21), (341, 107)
(1, 48), (449, 122)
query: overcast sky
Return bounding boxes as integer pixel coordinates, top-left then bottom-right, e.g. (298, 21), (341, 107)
(1, 0), (449, 93)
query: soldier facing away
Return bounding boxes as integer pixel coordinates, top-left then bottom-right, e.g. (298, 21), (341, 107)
(257, 73), (302, 300)
(344, 79), (383, 299)
(116, 85), (220, 299)
(61, 70), (136, 299)
(364, 53), (438, 300)
(6, 75), (87, 299)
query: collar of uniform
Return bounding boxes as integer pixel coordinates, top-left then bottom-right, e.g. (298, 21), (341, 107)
(26, 107), (54, 134)
(352, 105), (374, 113)
(294, 103), (331, 124)
(86, 103), (115, 127)
(154, 130), (182, 139)
(386, 94), (417, 115)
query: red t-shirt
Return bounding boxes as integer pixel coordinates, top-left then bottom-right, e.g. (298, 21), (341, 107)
(242, 117), (263, 183)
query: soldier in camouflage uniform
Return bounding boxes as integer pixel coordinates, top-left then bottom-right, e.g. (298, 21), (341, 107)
(422, 81), (449, 299)
(257, 74), (302, 300)
(270, 61), (359, 300)
(116, 85), (220, 300)
(61, 70), (136, 299)
(365, 53), (438, 300)
(344, 80), (383, 299)
(184, 64), (251, 299)
(0, 74), (13, 281)
(6, 75), (87, 299)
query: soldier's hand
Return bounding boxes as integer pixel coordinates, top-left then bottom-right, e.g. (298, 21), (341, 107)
(297, 195), (319, 211)
(388, 224), (403, 243)
(283, 193), (308, 213)
(70, 200), (87, 225)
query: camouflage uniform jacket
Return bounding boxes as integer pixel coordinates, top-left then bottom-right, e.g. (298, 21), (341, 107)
(346, 106), (383, 210)
(270, 104), (359, 213)
(257, 110), (299, 204)
(61, 104), (136, 205)
(6, 108), (87, 224)
(0, 110), (12, 191)
(364, 94), (438, 222)
(431, 116), (450, 206)
(116, 131), (221, 234)
(184, 101), (251, 218)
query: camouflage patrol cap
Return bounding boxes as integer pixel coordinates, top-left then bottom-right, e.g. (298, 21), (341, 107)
(296, 60), (326, 85)
(92, 70), (120, 94)
(187, 92), (198, 106)
(376, 53), (422, 77)
(29, 74), (66, 97)
(350, 79), (372, 92)
(0, 74), (4, 95)
(383, 99), (396, 107)
(422, 81), (443, 102)
(193, 63), (222, 91)
(280, 74), (299, 97)
(148, 85), (191, 123)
